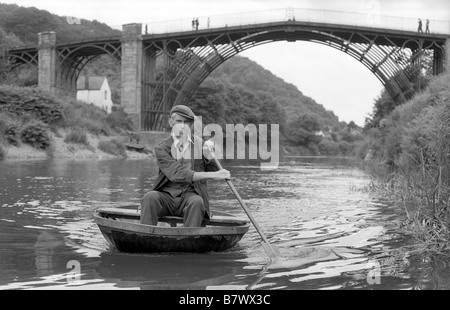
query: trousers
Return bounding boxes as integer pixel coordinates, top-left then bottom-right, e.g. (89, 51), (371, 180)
(140, 190), (205, 227)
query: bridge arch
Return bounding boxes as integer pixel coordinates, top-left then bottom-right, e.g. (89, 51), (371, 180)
(56, 42), (122, 93)
(0, 49), (38, 86)
(0, 49), (38, 79)
(142, 23), (445, 130)
(3, 53), (38, 71)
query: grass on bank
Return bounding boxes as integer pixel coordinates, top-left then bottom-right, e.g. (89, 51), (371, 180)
(64, 127), (90, 146)
(361, 163), (450, 254)
(0, 85), (134, 159)
(98, 137), (128, 158)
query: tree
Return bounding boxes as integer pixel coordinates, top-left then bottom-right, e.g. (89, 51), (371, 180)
(0, 26), (35, 86)
(364, 89), (396, 130)
(348, 121), (358, 130)
(286, 113), (321, 146)
(189, 78), (226, 126)
(0, 26), (24, 50)
(318, 138), (340, 156)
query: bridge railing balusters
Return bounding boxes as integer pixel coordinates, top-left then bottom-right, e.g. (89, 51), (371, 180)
(142, 7), (449, 35)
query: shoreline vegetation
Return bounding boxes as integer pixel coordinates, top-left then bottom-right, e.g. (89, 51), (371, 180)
(359, 72), (450, 254)
(0, 85), (151, 161)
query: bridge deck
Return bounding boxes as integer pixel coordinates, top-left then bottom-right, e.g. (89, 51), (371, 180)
(7, 19), (448, 56)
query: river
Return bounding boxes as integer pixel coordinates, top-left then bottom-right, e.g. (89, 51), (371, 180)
(0, 156), (449, 290)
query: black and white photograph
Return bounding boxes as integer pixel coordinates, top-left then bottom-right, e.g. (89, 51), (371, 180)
(0, 0), (450, 294)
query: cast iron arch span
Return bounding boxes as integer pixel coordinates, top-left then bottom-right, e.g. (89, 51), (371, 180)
(0, 48), (38, 72)
(142, 23), (446, 130)
(56, 40), (122, 91)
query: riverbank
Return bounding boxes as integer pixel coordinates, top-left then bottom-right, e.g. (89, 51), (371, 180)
(0, 85), (158, 161)
(1, 128), (153, 160)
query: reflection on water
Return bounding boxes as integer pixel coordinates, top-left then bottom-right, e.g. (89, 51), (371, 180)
(1, 157), (449, 290)
(97, 252), (250, 290)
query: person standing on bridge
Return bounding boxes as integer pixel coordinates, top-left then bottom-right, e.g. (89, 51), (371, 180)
(139, 105), (230, 227)
(426, 19), (430, 33)
(195, 18), (199, 31)
(418, 18), (423, 33)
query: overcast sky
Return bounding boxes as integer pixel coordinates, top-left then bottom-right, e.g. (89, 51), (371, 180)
(2, 0), (449, 126)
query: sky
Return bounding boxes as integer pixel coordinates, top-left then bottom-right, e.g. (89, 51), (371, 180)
(1, 0), (449, 126)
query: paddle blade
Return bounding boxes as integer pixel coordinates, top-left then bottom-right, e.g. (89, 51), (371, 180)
(261, 242), (282, 261)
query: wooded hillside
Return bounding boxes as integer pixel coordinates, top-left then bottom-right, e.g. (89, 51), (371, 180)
(0, 2), (119, 44)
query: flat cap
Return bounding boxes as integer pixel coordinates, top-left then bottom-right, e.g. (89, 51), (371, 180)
(170, 105), (196, 120)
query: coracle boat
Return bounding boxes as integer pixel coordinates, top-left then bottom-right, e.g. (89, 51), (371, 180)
(93, 205), (249, 254)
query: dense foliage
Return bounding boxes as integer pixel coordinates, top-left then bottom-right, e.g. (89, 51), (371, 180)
(363, 72), (450, 170)
(0, 25), (37, 86)
(19, 119), (51, 149)
(0, 85), (64, 123)
(0, 3), (119, 44)
(206, 56), (341, 127)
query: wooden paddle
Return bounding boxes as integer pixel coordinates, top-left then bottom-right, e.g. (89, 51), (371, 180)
(210, 153), (282, 263)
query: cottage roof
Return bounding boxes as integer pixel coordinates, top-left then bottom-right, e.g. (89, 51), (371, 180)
(77, 76), (107, 90)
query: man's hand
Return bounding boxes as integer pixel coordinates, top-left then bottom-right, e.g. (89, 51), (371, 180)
(203, 140), (215, 160)
(212, 169), (230, 180)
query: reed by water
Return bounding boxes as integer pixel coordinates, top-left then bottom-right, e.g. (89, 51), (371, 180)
(360, 159), (450, 255)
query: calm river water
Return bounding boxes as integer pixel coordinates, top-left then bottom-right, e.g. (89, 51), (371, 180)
(0, 156), (449, 290)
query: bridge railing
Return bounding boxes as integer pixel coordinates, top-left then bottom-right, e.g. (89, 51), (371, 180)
(143, 7), (450, 35)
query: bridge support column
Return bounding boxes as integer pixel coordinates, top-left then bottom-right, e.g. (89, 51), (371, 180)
(445, 38), (450, 73)
(121, 23), (143, 130)
(37, 31), (57, 95)
(433, 47), (444, 75)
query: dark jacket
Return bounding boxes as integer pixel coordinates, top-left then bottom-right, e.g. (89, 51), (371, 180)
(151, 135), (218, 218)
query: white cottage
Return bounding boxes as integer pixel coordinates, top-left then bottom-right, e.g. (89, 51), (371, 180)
(76, 76), (113, 114)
